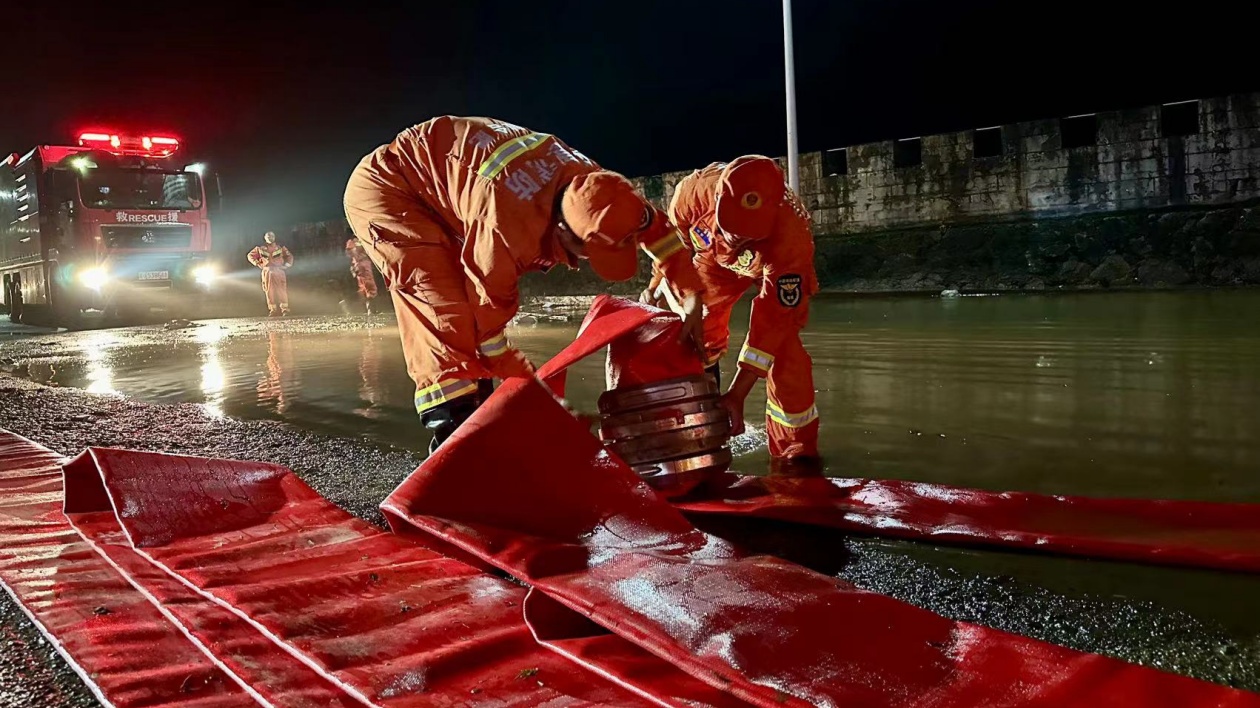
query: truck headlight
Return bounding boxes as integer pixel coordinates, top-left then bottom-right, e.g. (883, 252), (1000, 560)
(80, 267), (110, 291)
(192, 265), (218, 285)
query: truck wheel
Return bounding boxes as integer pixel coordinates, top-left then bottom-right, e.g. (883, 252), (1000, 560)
(107, 302), (131, 326)
(49, 278), (83, 330)
(110, 300), (149, 327)
(7, 282), (23, 324)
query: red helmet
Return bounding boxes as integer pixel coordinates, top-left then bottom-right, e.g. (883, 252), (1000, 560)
(715, 156), (786, 243)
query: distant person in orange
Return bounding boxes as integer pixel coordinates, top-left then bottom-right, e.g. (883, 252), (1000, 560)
(344, 116), (705, 452)
(650, 156), (819, 460)
(344, 237), (379, 315)
(246, 231), (294, 317)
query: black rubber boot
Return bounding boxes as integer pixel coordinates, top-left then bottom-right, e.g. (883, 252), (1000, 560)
(422, 379), (495, 455)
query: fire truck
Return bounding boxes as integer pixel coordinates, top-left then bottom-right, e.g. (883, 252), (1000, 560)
(1, 131), (219, 326)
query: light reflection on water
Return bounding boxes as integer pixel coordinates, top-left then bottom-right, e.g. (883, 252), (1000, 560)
(81, 331), (120, 396)
(20, 291), (1260, 503)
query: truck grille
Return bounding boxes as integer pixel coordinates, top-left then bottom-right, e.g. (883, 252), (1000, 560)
(102, 225), (193, 249)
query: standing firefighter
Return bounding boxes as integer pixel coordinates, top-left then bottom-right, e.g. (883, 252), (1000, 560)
(345, 238), (379, 315)
(344, 116), (704, 452)
(247, 231), (294, 317)
(652, 156), (819, 460)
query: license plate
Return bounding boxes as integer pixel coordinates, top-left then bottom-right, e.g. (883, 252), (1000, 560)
(138, 270), (169, 281)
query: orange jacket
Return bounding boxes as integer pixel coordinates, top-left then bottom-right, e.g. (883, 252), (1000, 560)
(666, 159), (818, 376)
(248, 244), (293, 270)
(347, 116), (702, 343)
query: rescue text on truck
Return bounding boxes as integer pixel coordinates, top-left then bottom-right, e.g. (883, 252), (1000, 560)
(1, 130), (218, 326)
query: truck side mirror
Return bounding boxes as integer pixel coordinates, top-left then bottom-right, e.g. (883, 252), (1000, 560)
(47, 201), (75, 250)
(206, 173), (224, 217)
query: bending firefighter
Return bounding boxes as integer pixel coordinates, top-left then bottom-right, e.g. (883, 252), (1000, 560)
(651, 156), (819, 460)
(345, 116), (704, 452)
(247, 231), (294, 317)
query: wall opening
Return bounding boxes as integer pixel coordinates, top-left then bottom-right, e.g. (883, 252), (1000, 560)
(822, 148), (848, 176)
(641, 175), (665, 200)
(973, 127), (1003, 158)
(893, 138), (922, 168)
(1161, 101), (1200, 138)
(1060, 114), (1098, 149)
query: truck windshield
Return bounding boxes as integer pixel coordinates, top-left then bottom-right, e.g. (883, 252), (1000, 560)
(78, 169), (203, 210)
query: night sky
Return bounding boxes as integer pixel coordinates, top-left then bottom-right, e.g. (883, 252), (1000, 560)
(4, 1), (1254, 251)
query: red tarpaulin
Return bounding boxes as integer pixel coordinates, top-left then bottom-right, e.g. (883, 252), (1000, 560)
(58, 446), (692, 707)
(0, 432), (247, 707)
(382, 376), (1260, 708)
(675, 475), (1260, 573)
(0, 294), (1257, 706)
(3, 428), (738, 706)
(544, 296), (1260, 574)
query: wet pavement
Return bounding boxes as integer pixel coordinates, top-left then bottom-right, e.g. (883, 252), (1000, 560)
(1, 290), (1259, 703)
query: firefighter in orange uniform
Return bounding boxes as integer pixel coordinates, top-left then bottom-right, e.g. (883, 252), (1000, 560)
(344, 116), (704, 452)
(345, 238), (379, 315)
(652, 156), (819, 460)
(247, 231), (294, 317)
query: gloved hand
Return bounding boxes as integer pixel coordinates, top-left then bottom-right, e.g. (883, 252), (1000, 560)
(720, 367), (757, 437)
(642, 288), (672, 309)
(719, 390), (747, 437)
(678, 292), (705, 357)
(486, 347), (536, 380)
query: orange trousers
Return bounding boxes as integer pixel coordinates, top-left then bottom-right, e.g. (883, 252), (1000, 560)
(344, 199), (489, 416)
(261, 268), (289, 314)
(702, 266), (819, 460)
(352, 263), (378, 300)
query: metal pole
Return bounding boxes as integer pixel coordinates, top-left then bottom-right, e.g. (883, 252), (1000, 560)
(782, 0), (800, 193)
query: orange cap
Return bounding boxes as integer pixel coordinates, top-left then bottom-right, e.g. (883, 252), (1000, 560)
(715, 156), (786, 242)
(561, 170), (650, 281)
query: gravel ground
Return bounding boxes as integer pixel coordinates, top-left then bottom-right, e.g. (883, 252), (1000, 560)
(0, 373), (1257, 705)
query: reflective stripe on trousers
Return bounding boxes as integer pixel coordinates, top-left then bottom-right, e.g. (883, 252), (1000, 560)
(415, 378), (480, 414)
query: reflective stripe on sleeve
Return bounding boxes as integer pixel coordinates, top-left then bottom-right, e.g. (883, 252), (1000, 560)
(479, 332), (509, 357)
(643, 228), (686, 263)
(737, 343), (774, 372)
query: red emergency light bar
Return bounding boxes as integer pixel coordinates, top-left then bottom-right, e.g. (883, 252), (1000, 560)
(77, 131), (180, 157)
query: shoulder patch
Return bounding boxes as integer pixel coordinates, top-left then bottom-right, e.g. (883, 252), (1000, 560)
(689, 226), (713, 251)
(733, 249), (756, 275)
(776, 274), (803, 307)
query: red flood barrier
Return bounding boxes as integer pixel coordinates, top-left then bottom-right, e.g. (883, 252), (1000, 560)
(56, 446), (681, 707)
(675, 475), (1260, 574)
(544, 296), (1260, 574)
(0, 293), (1257, 706)
(0, 432), (248, 707)
(382, 376), (1260, 707)
(4, 426), (751, 706)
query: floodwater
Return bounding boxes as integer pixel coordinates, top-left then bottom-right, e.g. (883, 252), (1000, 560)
(15, 290), (1260, 503)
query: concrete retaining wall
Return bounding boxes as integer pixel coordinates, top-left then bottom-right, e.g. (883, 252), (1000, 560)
(632, 93), (1260, 236)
